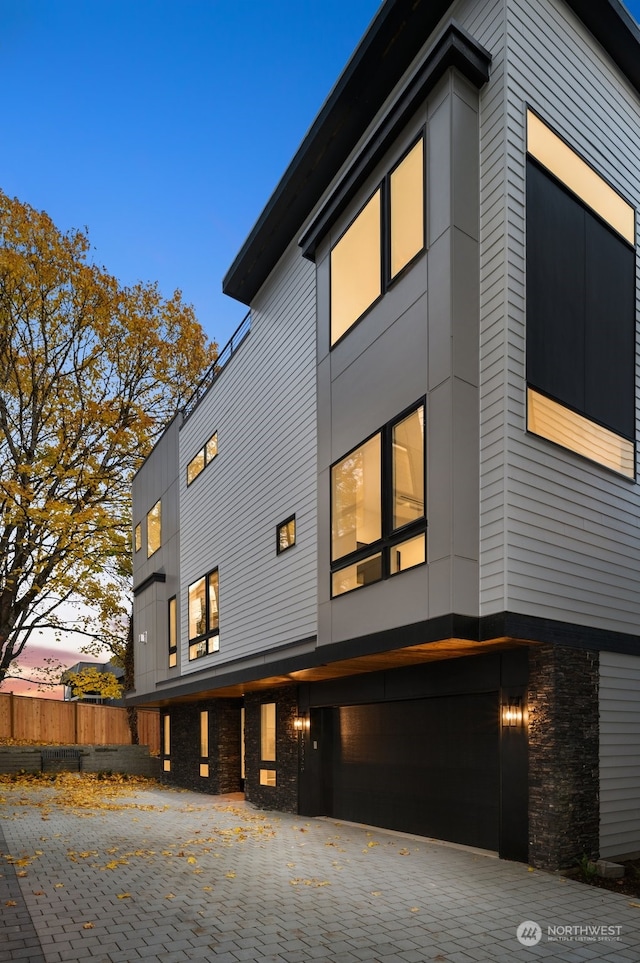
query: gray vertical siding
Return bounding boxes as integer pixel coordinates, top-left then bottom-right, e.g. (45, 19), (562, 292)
(464, 0), (640, 631)
(178, 240), (317, 673)
(600, 651), (640, 859)
(132, 416), (181, 697)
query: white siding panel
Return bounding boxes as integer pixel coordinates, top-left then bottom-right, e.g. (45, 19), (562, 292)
(178, 241), (317, 673)
(600, 652), (640, 859)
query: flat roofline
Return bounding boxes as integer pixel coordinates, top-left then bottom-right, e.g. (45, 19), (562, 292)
(222, 0), (640, 308)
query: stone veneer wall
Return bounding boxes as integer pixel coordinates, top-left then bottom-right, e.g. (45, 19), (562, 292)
(244, 686), (298, 813)
(528, 644), (599, 871)
(165, 699), (242, 794)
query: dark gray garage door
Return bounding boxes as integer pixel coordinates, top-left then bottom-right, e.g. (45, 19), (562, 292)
(330, 692), (499, 850)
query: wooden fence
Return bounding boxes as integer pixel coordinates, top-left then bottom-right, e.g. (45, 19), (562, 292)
(0, 691), (160, 753)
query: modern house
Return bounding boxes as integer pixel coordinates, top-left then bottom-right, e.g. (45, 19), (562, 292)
(130, 0), (640, 871)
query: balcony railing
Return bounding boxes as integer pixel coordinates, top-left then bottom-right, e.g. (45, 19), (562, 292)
(182, 311), (251, 422)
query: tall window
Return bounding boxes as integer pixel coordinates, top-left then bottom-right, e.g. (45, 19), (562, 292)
(168, 596), (177, 668)
(526, 109), (635, 478)
(187, 431), (218, 485)
(147, 500), (161, 557)
(163, 715), (171, 772)
(331, 402), (426, 596)
(260, 702), (276, 787)
(330, 134), (425, 346)
(200, 711), (209, 778)
(134, 523), (142, 553)
(188, 569), (219, 660)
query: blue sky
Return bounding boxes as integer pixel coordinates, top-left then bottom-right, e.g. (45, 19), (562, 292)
(2, 0), (640, 351)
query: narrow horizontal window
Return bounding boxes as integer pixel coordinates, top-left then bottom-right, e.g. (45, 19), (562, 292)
(526, 109), (634, 245)
(146, 500), (161, 557)
(330, 190), (381, 345)
(277, 515), (296, 554)
(390, 534), (426, 575)
(332, 553), (383, 597)
(527, 388), (634, 479)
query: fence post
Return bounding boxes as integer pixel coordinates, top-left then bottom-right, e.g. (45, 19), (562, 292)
(74, 701), (78, 745)
(10, 691), (15, 739)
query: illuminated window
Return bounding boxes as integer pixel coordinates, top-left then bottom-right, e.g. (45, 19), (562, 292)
(276, 515), (296, 554)
(187, 431), (218, 485)
(390, 137), (424, 279)
(261, 703), (276, 761)
(200, 711), (209, 778)
(134, 523), (142, 553)
(260, 769), (276, 787)
(330, 134), (425, 346)
(188, 570), (219, 660)
(331, 402), (426, 596)
(526, 110), (635, 477)
(168, 596), (177, 668)
(146, 500), (161, 557)
(163, 714), (171, 772)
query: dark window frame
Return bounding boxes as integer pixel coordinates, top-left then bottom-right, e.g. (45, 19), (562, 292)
(186, 430), (219, 486)
(329, 130), (426, 349)
(168, 596), (177, 668)
(276, 515), (297, 555)
(330, 399), (427, 597)
(188, 568), (220, 661)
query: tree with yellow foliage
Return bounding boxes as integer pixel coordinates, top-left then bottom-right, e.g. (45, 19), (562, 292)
(0, 190), (216, 687)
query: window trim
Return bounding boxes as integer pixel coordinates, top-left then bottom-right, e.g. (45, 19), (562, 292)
(276, 515), (297, 555)
(188, 569), (220, 661)
(330, 399), (427, 597)
(329, 131), (426, 349)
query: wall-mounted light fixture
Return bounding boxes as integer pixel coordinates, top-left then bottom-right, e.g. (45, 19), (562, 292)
(293, 715), (310, 732)
(138, 632), (148, 644)
(502, 700), (523, 727)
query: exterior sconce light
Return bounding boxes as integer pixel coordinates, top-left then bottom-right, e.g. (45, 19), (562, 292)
(502, 700), (523, 727)
(138, 632), (148, 644)
(294, 715), (310, 732)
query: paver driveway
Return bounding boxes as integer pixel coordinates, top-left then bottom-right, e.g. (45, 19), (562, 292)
(1, 776), (639, 962)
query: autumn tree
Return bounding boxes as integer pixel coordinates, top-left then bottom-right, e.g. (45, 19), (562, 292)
(0, 189), (216, 687)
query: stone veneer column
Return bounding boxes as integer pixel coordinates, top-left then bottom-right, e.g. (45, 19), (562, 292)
(165, 699), (242, 794)
(244, 686), (298, 813)
(528, 644), (599, 870)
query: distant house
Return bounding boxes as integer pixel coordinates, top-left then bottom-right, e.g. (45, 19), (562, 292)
(130, 0), (640, 872)
(61, 661), (125, 706)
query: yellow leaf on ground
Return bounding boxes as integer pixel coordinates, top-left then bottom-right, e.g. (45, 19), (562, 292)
(116, 893), (131, 899)
(83, 923), (94, 929)
(5, 900), (17, 907)
(225, 872), (236, 879)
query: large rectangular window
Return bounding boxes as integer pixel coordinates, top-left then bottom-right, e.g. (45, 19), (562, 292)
(526, 110), (635, 478)
(188, 569), (220, 660)
(331, 402), (426, 596)
(330, 134), (425, 346)
(146, 500), (161, 557)
(168, 596), (177, 668)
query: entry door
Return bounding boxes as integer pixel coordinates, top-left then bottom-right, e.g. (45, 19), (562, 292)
(330, 693), (499, 850)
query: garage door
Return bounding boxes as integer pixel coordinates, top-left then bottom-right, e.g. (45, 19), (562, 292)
(330, 692), (499, 850)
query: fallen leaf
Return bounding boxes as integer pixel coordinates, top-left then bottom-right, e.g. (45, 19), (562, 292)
(371, 891), (382, 897)
(225, 871), (236, 879)
(410, 907), (419, 913)
(33, 891), (45, 896)
(165, 893), (176, 900)
(187, 856), (197, 865)
(629, 901), (640, 908)
(16, 871), (27, 877)
(116, 893), (131, 900)
(5, 900), (17, 907)
(83, 922), (94, 930)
